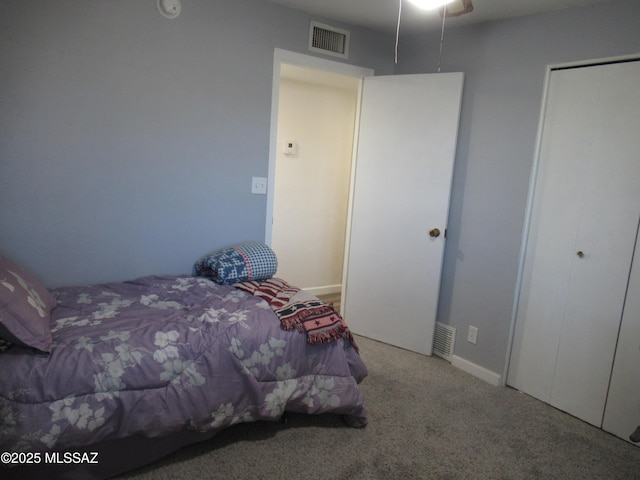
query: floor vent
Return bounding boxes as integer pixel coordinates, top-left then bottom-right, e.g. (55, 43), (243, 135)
(433, 322), (456, 361)
(308, 21), (350, 59)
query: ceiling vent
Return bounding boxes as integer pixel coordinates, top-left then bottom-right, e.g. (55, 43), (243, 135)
(308, 21), (350, 59)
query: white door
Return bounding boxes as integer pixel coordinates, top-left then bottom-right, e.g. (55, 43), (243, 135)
(508, 61), (640, 427)
(342, 73), (464, 355)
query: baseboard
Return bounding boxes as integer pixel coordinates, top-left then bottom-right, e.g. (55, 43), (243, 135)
(302, 284), (341, 296)
(451, 355), (502, 386)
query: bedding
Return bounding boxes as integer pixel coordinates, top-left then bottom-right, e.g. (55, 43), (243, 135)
(193, 241), (278, 285)
(0, 274), (367, 479)
(0, 255), (56, 352)
(235, 277), (358, 348)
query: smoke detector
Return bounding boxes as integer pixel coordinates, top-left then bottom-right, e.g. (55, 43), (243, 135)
(157, 0), (181, 19)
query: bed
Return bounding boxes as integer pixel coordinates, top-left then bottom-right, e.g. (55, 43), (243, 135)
(0, 244), (368, 479)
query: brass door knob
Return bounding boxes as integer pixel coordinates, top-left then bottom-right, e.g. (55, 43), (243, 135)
(577, 251), (585, 258)
(429, 228), (441, 238)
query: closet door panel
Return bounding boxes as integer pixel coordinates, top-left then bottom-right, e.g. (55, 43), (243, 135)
(602, 62), (640, 439)
(549, 61), (640, 426)
(507, 68), (601, 402)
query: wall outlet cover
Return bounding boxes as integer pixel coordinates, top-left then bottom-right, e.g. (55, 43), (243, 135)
(467, 325), (478, 345)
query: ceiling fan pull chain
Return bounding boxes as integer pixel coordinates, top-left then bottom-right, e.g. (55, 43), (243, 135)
(437, 5), (447, 72)
(395, 0), (402, 64)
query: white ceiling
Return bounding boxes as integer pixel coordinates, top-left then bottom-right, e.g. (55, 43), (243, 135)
(265, 0), (616, 34)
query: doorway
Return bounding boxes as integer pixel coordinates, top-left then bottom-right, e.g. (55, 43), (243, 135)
(265, 50), (374, 304)
(271, 65), (358, 301)
(267, 51), (464, 356)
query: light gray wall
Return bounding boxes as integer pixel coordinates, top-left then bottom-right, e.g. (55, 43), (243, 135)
(397, 0), (640, 377)
(0, 0), (393, 287)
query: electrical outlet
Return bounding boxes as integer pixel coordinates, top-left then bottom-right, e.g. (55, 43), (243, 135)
(467, 325), (478, 345)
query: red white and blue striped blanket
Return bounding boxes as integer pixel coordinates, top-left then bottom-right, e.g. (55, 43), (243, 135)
(234, 278), (358, 351)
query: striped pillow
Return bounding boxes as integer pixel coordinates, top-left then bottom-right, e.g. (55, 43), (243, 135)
(193, 241), (278, 285)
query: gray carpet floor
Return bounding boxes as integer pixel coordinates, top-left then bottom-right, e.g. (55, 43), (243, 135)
(118, 335), (640, 479)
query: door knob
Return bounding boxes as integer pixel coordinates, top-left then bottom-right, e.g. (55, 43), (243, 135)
(577, 251), (585, 258)
(429, 228), (441, 238)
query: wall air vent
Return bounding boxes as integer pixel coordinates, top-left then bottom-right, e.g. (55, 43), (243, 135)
(308, 21), (350, 59)
(433, 322), (456, 362)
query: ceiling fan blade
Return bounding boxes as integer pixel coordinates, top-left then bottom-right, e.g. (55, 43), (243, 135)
(440, 0), (474, 17)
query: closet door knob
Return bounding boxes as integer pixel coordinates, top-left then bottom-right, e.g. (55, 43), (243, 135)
(429, 228), (441, 238)
(577, 251), (585, 258)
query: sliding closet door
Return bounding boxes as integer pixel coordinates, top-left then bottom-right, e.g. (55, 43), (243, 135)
(508, 61), (640, 427)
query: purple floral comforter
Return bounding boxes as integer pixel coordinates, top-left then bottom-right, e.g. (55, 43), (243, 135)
(0, 276), (367, 456)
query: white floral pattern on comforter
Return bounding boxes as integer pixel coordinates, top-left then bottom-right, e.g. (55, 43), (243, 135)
(0, 276), (367, 454)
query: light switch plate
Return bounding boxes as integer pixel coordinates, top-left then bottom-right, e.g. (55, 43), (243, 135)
(251, 176), (267, 194)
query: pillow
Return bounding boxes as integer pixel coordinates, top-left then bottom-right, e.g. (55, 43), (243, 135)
(0, 255), (56, 353)
(193, 241), (278, 285)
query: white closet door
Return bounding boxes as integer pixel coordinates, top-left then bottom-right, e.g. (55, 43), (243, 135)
(550, 62), (640, 425)
(343, 73), (463, 355)
(508, 61), (640, 427)
(507, 67), (600, 404)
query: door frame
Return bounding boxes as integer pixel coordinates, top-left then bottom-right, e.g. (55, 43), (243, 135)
(504, 52), (640, 387)
(265, 49), (374, 292)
